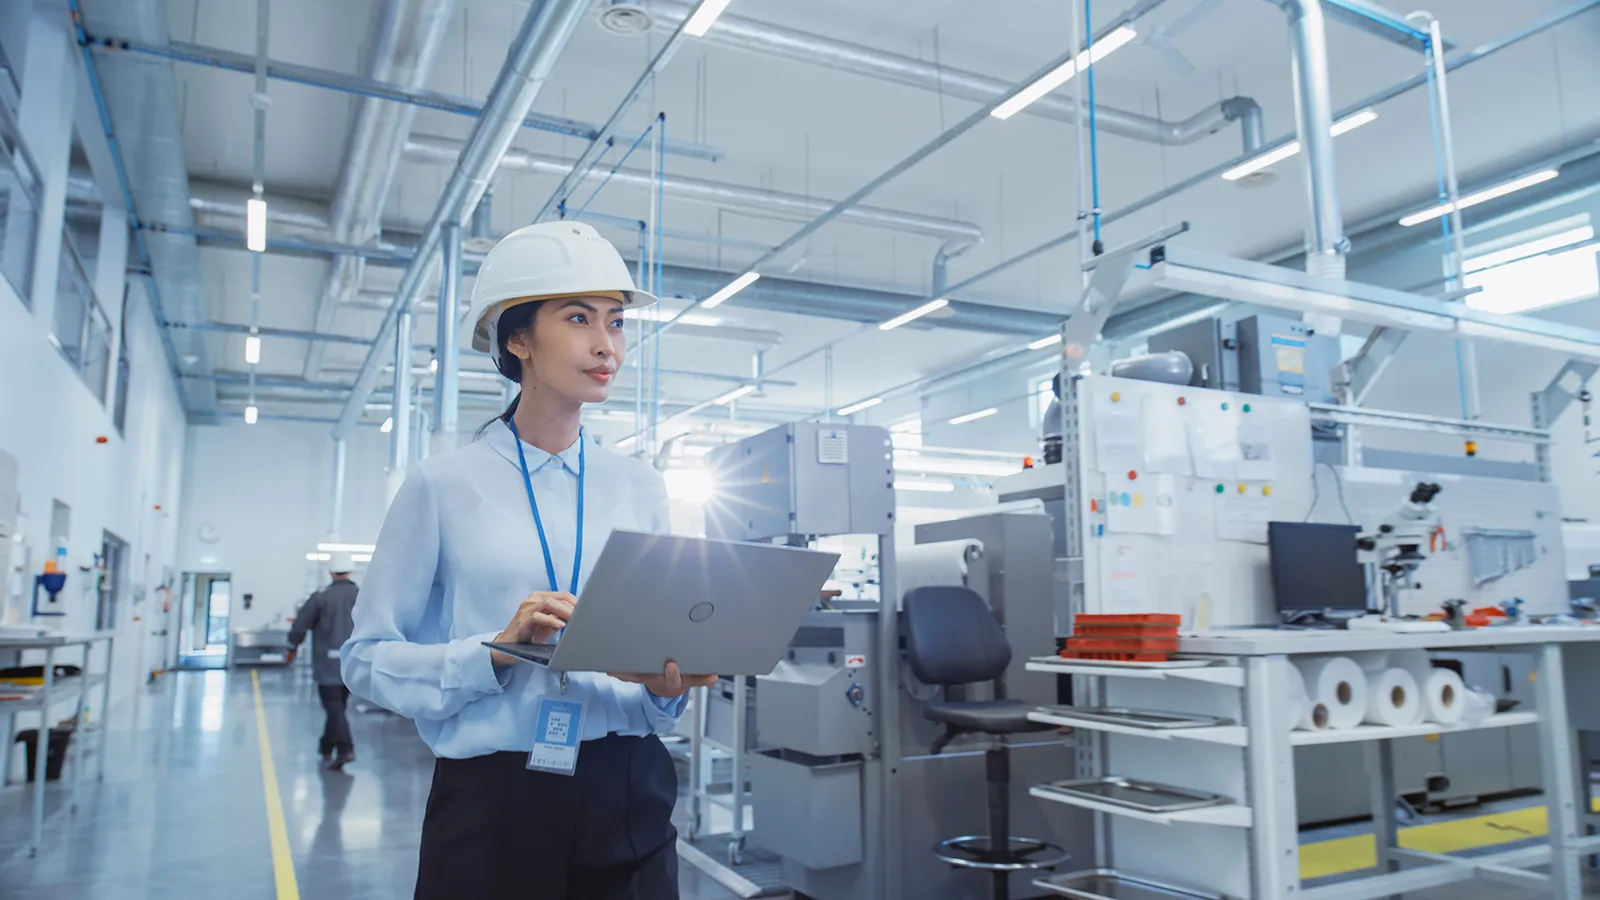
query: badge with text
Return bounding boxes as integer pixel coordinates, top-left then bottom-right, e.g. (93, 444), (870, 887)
(527, 698), (584, 775)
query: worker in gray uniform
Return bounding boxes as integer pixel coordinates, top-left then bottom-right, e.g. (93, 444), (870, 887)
(288, 552), (360, 770)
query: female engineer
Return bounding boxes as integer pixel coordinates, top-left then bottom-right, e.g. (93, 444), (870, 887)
(343, 221), (717, 899)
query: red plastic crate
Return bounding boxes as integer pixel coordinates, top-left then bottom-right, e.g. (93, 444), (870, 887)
(1074, 624), (1178, 638)
(1067, 635), (1179, 653)
(1060, 648), (1171, 662)
(1075, 613), (1181, 626)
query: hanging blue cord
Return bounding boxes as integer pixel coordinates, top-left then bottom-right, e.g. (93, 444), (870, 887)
(572, 125), (655, 218)
(1084, 0), (1103, 248)
(1424, 37), (1472, 420)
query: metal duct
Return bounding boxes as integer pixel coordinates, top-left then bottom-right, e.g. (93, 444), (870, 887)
(305, 0), (456, 380)
(334, 0), (594, 438)
(1278, 0), (1348, 277)
(77, 0), (218, 417)
(404, 134), (985, 247)
(189, 177), (331, 232)
(646, 0), (1262, 147)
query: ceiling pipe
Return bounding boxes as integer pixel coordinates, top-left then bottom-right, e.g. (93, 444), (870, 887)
(333, 0), (593, 439)
(305, 0), (457, 380)
(645, 0), (1260, 148)
(1275, 0), (1348, 278)
(405, 134), (985, 247)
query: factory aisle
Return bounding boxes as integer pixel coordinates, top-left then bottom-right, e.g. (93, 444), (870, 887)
(0, 667), (740, 900)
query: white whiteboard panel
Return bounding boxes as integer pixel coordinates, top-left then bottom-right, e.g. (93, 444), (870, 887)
(1075, 375), (1315, 627)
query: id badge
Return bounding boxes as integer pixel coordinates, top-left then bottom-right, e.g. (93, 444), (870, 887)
(527, 697), (584, 776)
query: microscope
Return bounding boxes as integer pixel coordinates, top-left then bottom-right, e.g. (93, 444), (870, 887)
(1352, 482), (1451, 632)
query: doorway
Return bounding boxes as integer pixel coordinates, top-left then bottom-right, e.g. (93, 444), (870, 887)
(97, 531), (128, 631)
(177, 572), (231, 669)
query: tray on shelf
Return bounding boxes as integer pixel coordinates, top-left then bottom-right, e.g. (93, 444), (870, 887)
(1029, 656), (1217, 670)
(1036, 869), (1229, 899)
(1038, 706), (1233, 730)
(1037, 776), (1229, 814)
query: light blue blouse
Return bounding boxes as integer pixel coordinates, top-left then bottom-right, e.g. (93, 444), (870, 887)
(341, 421), (686, 759)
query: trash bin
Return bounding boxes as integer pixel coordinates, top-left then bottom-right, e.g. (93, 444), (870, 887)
(15, 725), (73, 782)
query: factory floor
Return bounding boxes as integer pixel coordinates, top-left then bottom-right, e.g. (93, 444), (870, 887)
(0, 666), (1597, 899)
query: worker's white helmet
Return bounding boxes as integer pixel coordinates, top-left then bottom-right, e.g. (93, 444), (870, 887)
(328, 552), (355, 574)
(467, 221), (657, 354)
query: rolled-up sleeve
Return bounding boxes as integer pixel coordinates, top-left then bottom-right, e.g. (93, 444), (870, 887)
(342, 468), (507, 720)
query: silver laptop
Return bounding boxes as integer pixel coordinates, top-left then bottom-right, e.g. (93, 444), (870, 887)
(485, 531), (840, 676)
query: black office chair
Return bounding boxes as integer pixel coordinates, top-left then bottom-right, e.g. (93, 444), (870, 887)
(903, 585), (1069, 900)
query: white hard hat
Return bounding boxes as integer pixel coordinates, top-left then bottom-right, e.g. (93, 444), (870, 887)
(328, 552), (355, 574)
(467, 221), (657, 354)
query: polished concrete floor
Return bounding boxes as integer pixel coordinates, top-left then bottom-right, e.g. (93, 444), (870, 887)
(2, 667), (1599, 899)
(0, 666), (740, 900)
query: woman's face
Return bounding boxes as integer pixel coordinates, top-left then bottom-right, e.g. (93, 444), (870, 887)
(506, 295), (628, 405)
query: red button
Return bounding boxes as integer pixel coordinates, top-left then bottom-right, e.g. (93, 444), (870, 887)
(1128, 470), (1138, 481)
(1090, 499), (1099, 513)
(1177, 397), (1187, 406)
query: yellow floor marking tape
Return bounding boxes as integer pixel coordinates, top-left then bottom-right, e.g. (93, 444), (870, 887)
(1301, 797), (1599, 881)
(252, 670), (302, 900)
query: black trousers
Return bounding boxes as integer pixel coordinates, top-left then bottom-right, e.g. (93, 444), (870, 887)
(414, 734), (679, 900)
(317, 684), (353, 754)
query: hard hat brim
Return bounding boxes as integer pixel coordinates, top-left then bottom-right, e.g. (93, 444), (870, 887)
(470, 289), (660, 353)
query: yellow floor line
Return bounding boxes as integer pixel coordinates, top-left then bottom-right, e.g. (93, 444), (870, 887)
(252, 670), (301, 900)
(1300, 796), (1599, 881)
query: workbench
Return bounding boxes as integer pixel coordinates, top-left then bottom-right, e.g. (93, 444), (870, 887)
(0, 631), (115, 857)
(1025, 625), (1600, 899)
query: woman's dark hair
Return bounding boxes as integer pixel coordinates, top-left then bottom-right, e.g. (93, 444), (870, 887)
(476, 300), (542, 437)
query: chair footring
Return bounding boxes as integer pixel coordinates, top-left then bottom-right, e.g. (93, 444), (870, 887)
(933, 835), (1071, 872)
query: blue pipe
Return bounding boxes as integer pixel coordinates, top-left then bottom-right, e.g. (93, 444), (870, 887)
(1085, 0), (1103, 249)
(652, 114), (665, 446)
(1423, 36), (1472, 421)
(66, 0), (185, 379)
(573, 124), (654, 218)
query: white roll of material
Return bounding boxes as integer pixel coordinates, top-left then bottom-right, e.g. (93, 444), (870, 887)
(1284, 662), (1309, 730)
(1362, 667), (1422, 726)
(897, 540), (983, 609)
(1392, 650), (1466, 726)
(1293, 656), (1368, 731)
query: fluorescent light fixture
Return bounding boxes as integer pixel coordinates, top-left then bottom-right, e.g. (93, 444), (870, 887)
(677, 313), (724, 327)
(616, 434), (639, 449)
(837, 397), (883, 416)
(317, 542), (376, 553)
(1398, 169), (1560, 227)
(1028, 334), (1063, 351)
(380, 417), (394, 433)
(701, 272), (760, 309)
(244, 333), (261, 365)
(948, 407), (998, 425)
(991, 26), (1138, 121)
(683, 0), (735, 37)
(1221, 108), (1379, 182)
(429, 357), (439, 373)
(895, 480), (955, 493)
(879, 298), (950, 331)
(713, 384), (757, 405)
(352, 554), (372, 563)
(245, 197), (267, 252)
(244, 405), (258, 425)
(305, 553), (331, 562)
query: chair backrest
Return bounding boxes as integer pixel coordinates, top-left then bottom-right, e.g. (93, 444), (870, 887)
(902, 585), (1011, 686)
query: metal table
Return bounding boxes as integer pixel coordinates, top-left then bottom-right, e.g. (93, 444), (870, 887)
(0, 631), (116, 857)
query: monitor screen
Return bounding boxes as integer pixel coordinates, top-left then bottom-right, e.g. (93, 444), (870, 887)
(1268, 522), (1367, 613)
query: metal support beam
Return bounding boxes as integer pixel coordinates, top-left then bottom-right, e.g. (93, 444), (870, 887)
(166, 320), (375, 346)
(434, 221), (461, 445)
(1279, 0), (1349, 278)
(1535, 642), (1582, 898)
(1334, 326), (1409, 406)
(391, 311), (413, 474)
(329, 437), (347, 538)
(80, 34), (723, 161)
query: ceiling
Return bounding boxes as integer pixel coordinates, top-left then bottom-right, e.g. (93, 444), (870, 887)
(139, 0), (1600, 435)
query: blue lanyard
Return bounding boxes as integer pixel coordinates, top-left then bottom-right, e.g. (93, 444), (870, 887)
(508, 420), (585, 597)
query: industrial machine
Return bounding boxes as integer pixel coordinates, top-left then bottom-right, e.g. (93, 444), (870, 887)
(1147, 312), (1341, 402)
(695, 423), (1077, 899)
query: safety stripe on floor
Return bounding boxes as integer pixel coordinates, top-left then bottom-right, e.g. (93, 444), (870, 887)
(252, 670), (301, 900)
(1300, 797), (1596, 880)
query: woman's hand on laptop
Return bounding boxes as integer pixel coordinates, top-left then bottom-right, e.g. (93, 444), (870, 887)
(611, 661), (717, 699)
(489, 591), (577, 666)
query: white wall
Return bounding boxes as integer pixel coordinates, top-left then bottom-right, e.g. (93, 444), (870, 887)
(176, 420), (392, 632)
(0, 272), (187, 717)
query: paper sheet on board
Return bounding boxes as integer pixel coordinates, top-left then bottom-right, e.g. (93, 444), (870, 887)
(1102, 542), (1149, 611)
(1235, 419), (1278, 481)
(1184, 407), (1239, 479)
(1094, 407), (1146, 475)
(1141, 396), (1192, 475)
(1216, 493), (1272, 544)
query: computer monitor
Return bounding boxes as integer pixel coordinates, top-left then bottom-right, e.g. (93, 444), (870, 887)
(1268, 522), (1368, 618)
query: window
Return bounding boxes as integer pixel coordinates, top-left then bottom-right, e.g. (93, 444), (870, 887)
(1032, 377), (1054, 428)
(112, 284), (131, 435)
(1464, 223), (1600, 315)
(889, 417), (923, 450)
